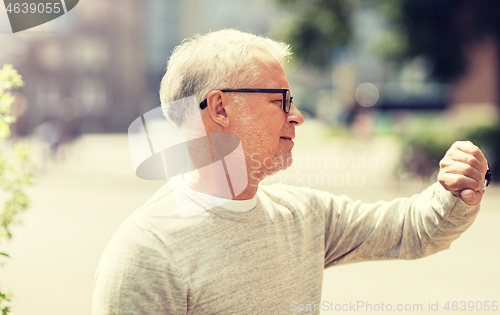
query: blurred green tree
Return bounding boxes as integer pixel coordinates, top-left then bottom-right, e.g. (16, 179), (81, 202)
(0, 64), (35, 315)
(275, 0), (500, 82)
(393, 0), (500, 82)
(272, 0), (354, 67)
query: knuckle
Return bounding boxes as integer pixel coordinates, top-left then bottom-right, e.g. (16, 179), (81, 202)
(464, 164), (474, 175)
(475, 181), (482, 190)
(439, 159), (445, 168)
(472, 179), (481, 189)
(440, 156), (451, 165)
(455, 176), (466, 186)
(465, 155), (475, 165)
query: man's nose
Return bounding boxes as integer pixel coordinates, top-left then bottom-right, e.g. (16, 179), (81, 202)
(286, 103), (304, 126)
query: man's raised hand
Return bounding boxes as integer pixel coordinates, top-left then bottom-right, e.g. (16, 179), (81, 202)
(438, 141), (488, 206)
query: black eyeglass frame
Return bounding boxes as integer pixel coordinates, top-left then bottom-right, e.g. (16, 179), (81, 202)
(199, 88), (293, 113)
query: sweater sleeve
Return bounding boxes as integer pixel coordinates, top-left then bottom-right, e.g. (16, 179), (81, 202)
(321, 182), (480, 268)
(92, 221), (187, 315)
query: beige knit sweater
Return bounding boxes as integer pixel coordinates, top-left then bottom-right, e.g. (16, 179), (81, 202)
(92, 182), (479, 314)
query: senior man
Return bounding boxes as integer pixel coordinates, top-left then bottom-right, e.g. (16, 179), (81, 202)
(93, 29), (489, 314)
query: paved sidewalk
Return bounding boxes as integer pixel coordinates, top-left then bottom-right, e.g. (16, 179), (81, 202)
(0, 128), (498, 315)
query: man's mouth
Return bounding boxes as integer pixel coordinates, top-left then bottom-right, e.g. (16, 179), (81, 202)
(280, 137), (292, 140)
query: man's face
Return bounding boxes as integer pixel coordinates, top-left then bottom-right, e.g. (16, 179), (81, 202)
(231, 53), (304, 182)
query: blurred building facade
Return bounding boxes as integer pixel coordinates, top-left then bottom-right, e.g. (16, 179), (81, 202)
(451, 38), (498, 107)
(1, 0), (147, 144)
(0, 0), (282, 143)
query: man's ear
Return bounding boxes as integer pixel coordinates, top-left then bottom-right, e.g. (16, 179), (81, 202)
(206, 90), (230, 128)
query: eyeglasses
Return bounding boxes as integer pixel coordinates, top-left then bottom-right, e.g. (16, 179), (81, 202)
(199, 88), (293, 114)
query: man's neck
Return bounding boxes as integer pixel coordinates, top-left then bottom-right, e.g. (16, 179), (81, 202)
(184, 169), (260, 200)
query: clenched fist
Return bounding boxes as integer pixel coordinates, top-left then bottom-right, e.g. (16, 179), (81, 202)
(438, 141), (489, 206)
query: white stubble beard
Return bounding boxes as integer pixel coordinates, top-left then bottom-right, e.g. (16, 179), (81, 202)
(234, 110), (293, 182)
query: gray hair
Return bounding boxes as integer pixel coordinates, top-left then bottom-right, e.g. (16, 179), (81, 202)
(159, 29), (292, 127)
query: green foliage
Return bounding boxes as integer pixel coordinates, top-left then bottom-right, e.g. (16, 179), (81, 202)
(0, 64), (34, 315)
(0, 292), (11, 315)
(272, 0), (354, 66)
(395, 113), (500, 181)
(0, 64), (23, 140)
(395, 114), (458, 178)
